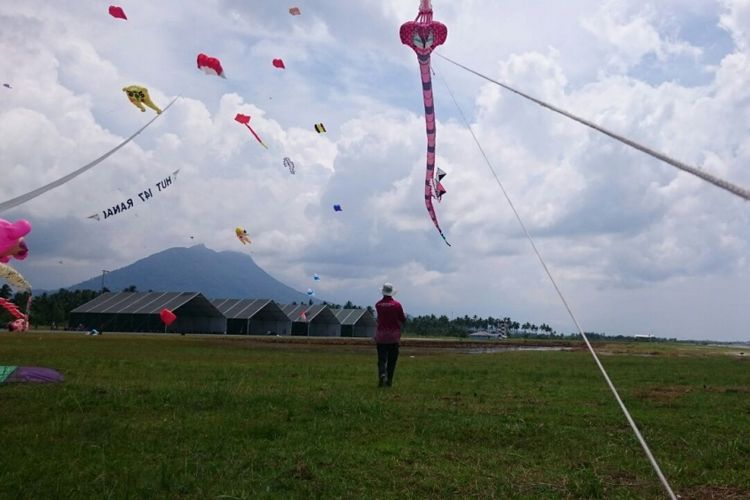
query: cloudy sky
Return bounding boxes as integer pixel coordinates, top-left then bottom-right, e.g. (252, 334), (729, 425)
(1, 0), (749, 341)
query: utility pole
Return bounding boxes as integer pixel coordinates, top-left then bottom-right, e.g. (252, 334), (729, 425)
(101, 270), (110, 292)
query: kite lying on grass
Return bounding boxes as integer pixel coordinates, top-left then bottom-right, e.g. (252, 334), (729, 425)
(400, 0), (450, 246)
(123, 85), (161, 114)
(0, 366), (63, 384)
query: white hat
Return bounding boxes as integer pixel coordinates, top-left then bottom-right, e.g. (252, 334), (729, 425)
(381, 282), (395, 296)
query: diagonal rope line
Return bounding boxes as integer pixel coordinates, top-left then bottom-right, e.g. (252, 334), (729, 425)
(0, 95), (181, 213)
(436, 53), (750, 204)
(433, 63), (678, 500)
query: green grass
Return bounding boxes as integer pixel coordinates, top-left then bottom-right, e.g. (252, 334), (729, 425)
(1, 333), (748, 499)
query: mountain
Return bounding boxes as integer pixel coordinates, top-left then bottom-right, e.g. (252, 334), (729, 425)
(68, 245), (312, 303)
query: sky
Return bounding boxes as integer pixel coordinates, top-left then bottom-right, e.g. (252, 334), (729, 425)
(1, 0), (749, 341)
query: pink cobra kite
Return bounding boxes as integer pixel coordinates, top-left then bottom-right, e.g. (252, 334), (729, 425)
(400, 0), (450, 246)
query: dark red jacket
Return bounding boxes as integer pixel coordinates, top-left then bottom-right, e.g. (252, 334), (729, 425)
(375, 296), (406, 343)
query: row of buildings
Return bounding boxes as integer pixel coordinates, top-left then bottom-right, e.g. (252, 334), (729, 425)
(69, 292), (376, 337)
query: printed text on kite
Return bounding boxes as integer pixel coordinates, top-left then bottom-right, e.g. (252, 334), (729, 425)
(88, 170), (180, 221)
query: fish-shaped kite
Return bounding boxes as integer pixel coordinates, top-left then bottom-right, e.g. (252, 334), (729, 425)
(122, 85), (161, 114)
(197, 53), (226, 78)
(235, 113), (267, 149)
(400, 0), (450, 246)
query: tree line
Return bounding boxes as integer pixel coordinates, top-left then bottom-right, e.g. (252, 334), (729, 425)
(1, 286), (673, 341)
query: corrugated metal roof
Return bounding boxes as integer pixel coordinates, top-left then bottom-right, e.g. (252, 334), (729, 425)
(71, 292), (203, 315)
(211, 299), (269, 318)
(279, 304), (339, 323)
(333, 308), (375, 326)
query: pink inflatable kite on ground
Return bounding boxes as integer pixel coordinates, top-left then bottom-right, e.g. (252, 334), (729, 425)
(197, 53), (226, 78)
(0, 219), (31, 263)
(0, 298), (28, 332)
(108, 5), (127, 20)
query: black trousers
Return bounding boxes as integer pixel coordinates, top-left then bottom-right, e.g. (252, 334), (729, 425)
(376, 343), (400, 383)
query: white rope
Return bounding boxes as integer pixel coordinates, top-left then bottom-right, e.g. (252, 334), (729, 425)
(0, 96), (180, 213)
(436, 53), (750, 204)
(433, 63), (678, 500)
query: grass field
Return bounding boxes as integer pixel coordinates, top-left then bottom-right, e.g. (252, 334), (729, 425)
(1, 333), (748, 499)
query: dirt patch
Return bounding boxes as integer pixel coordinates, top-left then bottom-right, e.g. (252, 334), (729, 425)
(703, 385), (750, 394)
(198, 335), (582, 353)
(679, 484), (750, 499)
(633, 385), (692, 403)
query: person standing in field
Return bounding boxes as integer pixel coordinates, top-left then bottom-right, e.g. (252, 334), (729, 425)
(375, 282), (406, 387)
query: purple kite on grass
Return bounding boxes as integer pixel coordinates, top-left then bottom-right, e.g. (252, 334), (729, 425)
(0, 366), (64, 384)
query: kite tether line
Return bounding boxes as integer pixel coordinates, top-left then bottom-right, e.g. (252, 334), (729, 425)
(433, 64), (678, 500)
(0, 96), (180, 214)
(436, 53), (750, 204)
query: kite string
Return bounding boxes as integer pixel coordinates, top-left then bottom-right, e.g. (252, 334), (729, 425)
(0, 95), (181, 214)
(433, 63), (678, 500)
(435, 53), (750, 204)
